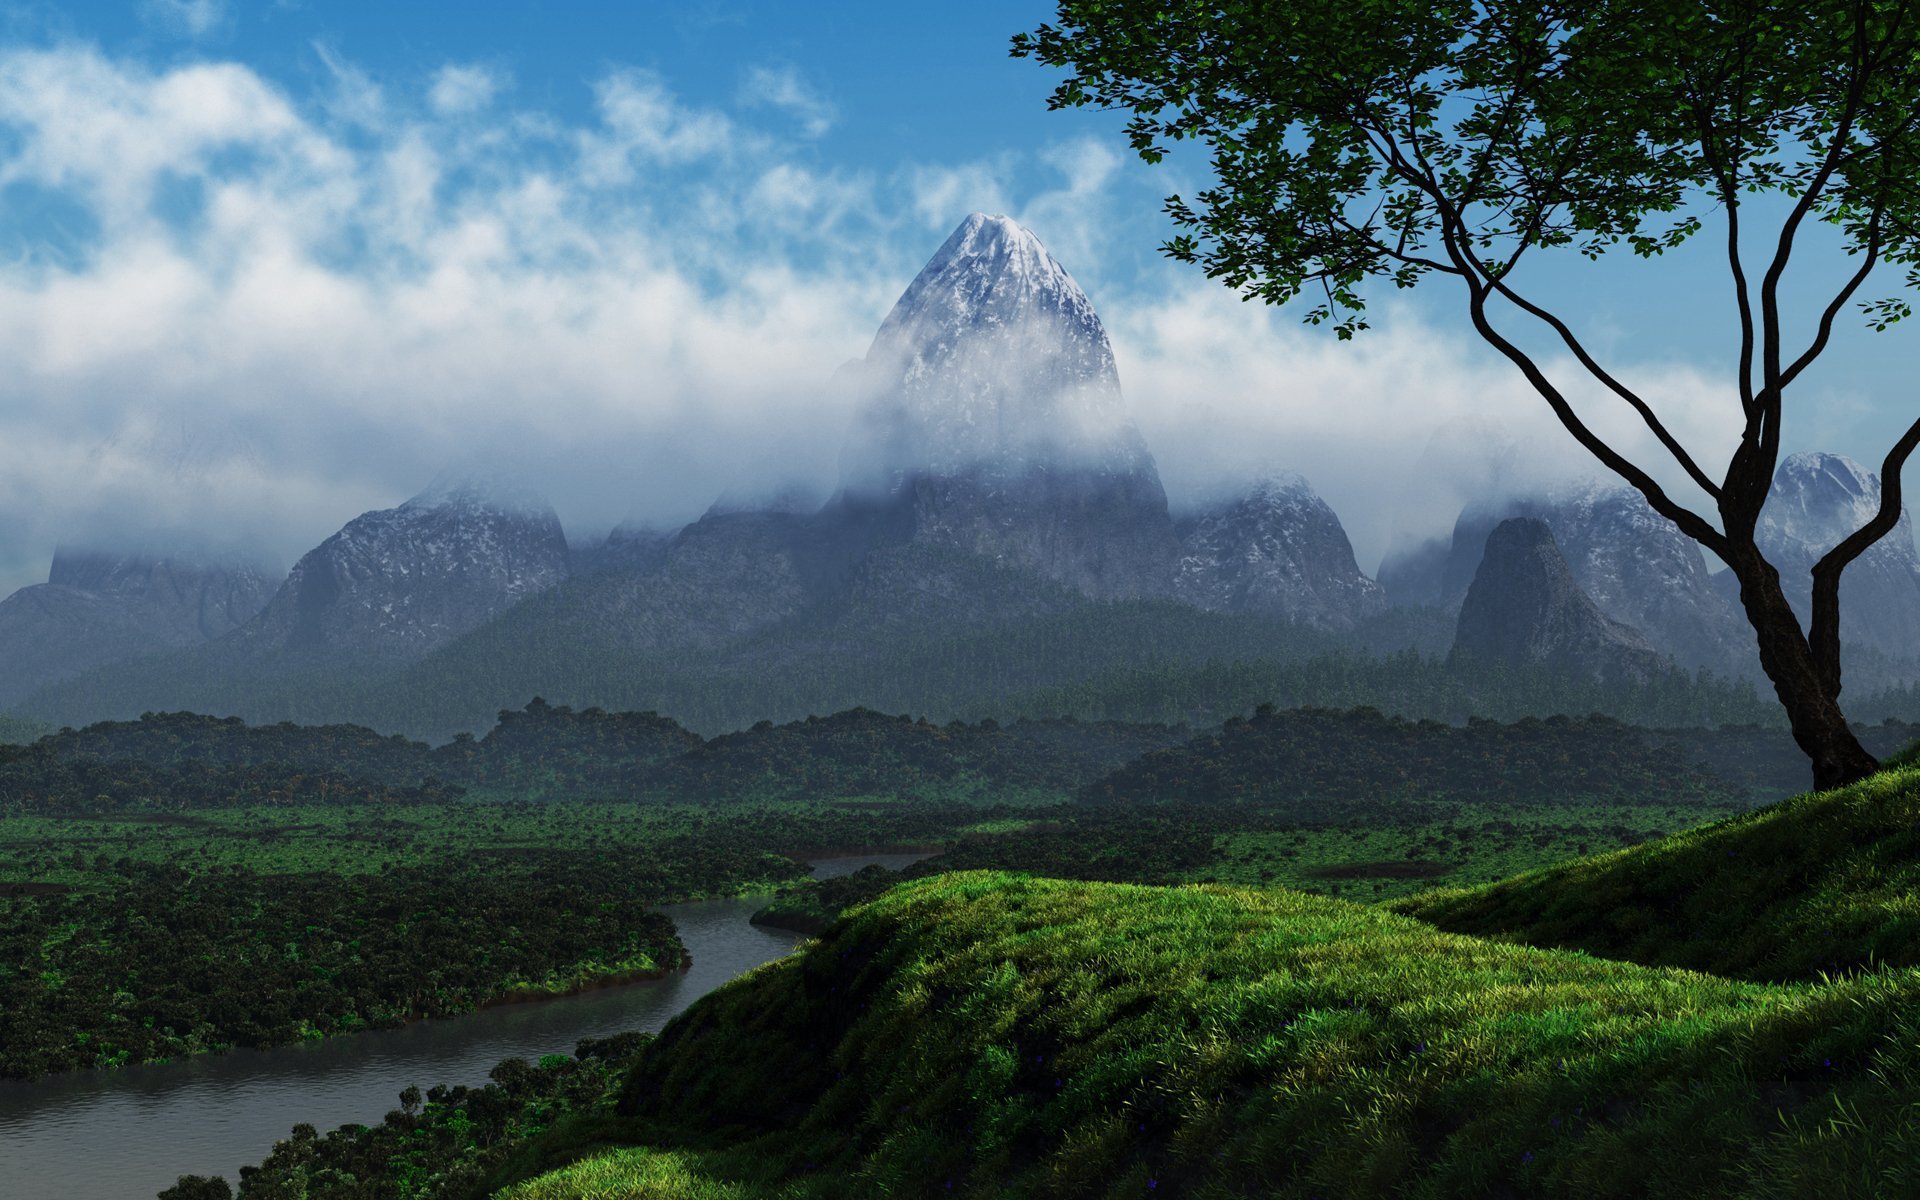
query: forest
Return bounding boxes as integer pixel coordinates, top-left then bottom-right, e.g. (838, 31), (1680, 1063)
(8, 697), (1893, 1094)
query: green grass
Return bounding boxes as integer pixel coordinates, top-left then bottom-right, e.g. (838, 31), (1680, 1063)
(1193, 802), (1696, 901)
(498, 1147), (775, 1199)
(1394, 764), (1920, 981)
(490, 865), (1920, 1199)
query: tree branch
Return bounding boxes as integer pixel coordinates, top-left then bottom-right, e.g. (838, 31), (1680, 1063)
(1808, 416), (1920, 692)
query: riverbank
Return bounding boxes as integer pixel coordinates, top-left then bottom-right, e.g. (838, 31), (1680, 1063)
(0, 893), (804, 1200)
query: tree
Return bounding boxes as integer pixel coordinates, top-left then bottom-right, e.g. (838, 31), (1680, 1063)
(1015, 0), (1920, 788)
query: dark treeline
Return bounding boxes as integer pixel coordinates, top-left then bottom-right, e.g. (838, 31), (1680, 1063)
(0, 857), (682, 1079)
(6, 703), (1189, 809)
(1085, 706), (1738, 813)
(0, 747), (460, 818)
(15, 701), (1904, 819)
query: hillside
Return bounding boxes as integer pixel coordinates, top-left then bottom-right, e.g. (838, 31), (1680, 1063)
(1395, 759), (1920, 982)
(486, 871), (1920, 1199)
(1082, 705), (1735, 815)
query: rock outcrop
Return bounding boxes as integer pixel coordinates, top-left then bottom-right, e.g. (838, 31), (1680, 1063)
(0, 542), (277, 706)
(1452, 517), (1672, 684)
(1385, 482), (1751, 673)
(231, 473), (570, 661)
(1174, 473), (1386, 630)
(838, 213), (1178, 599)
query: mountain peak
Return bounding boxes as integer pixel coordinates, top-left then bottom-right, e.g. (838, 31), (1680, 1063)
(844, 213), (1145, 485)
(869, 213), (1097, 357)
(405, 469), (556, 519)
(1763, 452), (1883, 552)
(1453, 517), (1668, 683)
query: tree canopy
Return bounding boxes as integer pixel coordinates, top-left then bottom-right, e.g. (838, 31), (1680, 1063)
(1017, 0), (1920, 786)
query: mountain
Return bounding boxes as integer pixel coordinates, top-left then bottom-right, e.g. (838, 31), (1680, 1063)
(1452, 517), (1671, 684)
(1173, 472), (1386, 630)
(838, 213), (1178, 599)
(1384, 482), (1751, 673)
(1756, 451), (1920, 662)
(570, 522), (669, 577)
(0, 542), (277, 706)
(227, 473), (571, 663)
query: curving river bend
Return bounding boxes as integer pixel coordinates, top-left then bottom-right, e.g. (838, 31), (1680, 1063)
(0, 853), (930, 1200)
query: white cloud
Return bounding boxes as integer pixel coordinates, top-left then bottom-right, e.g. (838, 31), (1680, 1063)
(0, 41), (1756, 598)
(428, 63), (505, 117)
(576, 69), (735, 183)
(1109, 282), (1742, 570)
(737, 64), (836, 138)
(141, 0), (227, 38)
(906, 158), (1014, 231)
(312, 41), (386, 129)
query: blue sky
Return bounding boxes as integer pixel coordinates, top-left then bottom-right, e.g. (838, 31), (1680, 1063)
(0, 0), (1910, 593)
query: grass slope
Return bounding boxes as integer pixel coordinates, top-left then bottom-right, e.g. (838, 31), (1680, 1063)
(502, 870), (1920, 1199)
(1394, 763), (1920, 982)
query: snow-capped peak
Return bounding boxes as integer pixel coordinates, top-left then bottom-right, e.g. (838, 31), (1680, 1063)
(1243, 470), (1316, 504)
(869, 213), (1100, 353)
(842, 213), (1149, 486)
(1763, 452), (1886, 552)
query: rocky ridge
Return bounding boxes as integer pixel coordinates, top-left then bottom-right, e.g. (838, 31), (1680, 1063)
(229, 473), (571, 662)
(0, 542), (278, 706)
(1175, 472), (1386, 630)
(1452, 517), (1672, 685)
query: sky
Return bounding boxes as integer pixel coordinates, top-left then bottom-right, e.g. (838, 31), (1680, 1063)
(0, 0), (1912, 594)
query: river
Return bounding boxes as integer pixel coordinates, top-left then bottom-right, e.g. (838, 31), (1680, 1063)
(0, 852), (932, 1200)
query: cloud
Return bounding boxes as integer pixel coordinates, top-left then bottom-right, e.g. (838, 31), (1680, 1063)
(576, 68), (736, 183)
(737, 64), (836, 138)
(0, 40), (1757, 598)
(140, 0), (227, 38)
(428, 63), (506, 117)
(1110, 282), (1743, 570)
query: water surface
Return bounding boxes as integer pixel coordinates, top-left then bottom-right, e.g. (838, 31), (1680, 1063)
(0, 852), (943, 1199)
(0, 895), (796, 1199)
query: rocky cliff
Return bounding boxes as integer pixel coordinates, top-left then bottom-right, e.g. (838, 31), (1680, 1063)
(1452, 517), (1672, 685)
(1386, 482), (1750, 674)
(231, 474), (571, 662)
(0, 542), (278, 706)
(838, 213), (1178, 599)
(1174, 472), (1386, 630)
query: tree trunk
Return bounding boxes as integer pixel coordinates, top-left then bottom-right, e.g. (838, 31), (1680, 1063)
(1723, 544), (1879, 791)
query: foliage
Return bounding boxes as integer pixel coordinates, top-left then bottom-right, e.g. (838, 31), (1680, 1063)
(1084, 705), (1737, 813)
(158, 1033), (652, 1200)
(34, 711), (439, 783)
(0, 748), (460, 818)
(1398, 762), (1920, 981)
(431, 697), (702, 796)
(485, 871), (1920, 1199)
(0, 857), (682, 1080)
(0, 711), (50, 745)
(646, 708), (1188, 805)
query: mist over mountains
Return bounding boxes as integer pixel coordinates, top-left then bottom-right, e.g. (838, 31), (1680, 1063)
(9, 215), (1919, 735)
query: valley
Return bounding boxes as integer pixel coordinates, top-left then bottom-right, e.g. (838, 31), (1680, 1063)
(0, 42), (1915, 1196)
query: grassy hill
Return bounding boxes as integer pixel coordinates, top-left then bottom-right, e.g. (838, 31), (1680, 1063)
(1394, 759), (1920, 982)
(489, 869), (1920, 1199)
